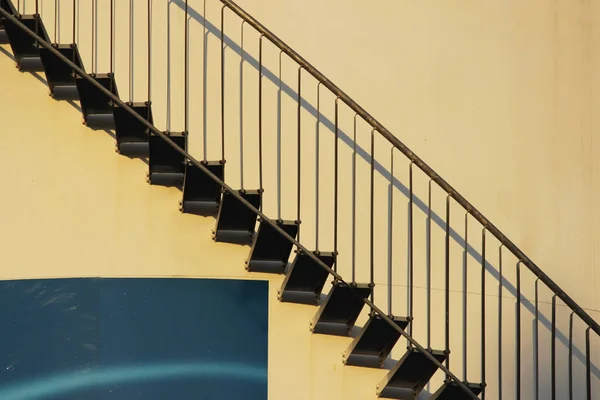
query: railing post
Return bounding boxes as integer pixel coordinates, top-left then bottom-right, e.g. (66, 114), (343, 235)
(220, 5), (226, 161)
(315, 82), (322, 252)
(568, 312), (573, 400)
(147, 0), (152, 122)
(351, 115), (358, 284)
(276, 50), (283, 218)
(334, 98), (339, 271)
(481, 228), (486, 399)
(258, 34), (264, 190)
(369, 128), (375, 302)
(498, 245), (503, 400)
(129, 0), (135, 103)
(445, 194), (451, 376)
(202, 0), (208, 161)
(296, 67), (302, 238)
(586, 328), (591, 400)
(551, 294), (556, 400)
(426, 179), (432, 349)
(239, 21), (246, 190)
(463, 212), (469, 379)
(408, 161), (413, 340)
(184, 0), (189, 133)
(388, 147), (394, 316)
(516, 262), (521, 400)
(534, 278), (539, 400)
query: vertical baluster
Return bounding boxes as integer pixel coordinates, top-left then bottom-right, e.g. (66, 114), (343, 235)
(276, 51), (283, 218)
(110, 0), (114, 77)
(202, 0), (208, 161)
(315, 83), (321, 252)
(481, 228), (486, 399)
(498, 245), (503, 400)
(586, 328), (591, 400)
(369, 129), (375, 303)
(147, 0), (152, 122)
(426, 180), (432, 349)
(445, 195), (451, 376)
(239, 21), (246, 190)
(516, 261), (521, 400)
(333, 98), (339, 272)
(351, 115), (357, 284)
(534, 278), (539, 400)
(463, 212), (469, 380)
(220, 5), (226, 161)
(109, 0), (114, 95)
(408, 162), (414, 340)
(389, 148), (394, 316)
(54, 0), (57, 43)
(568, 312), (573, 400)
(72, 0), (76, 61)
(165, 0), (170, 130)
(296, 67), (302, 240)
(34, 0), (38, 37)
(91, 0), (95, 74)
(183, 0), (190, 133)
(551, 294), (556, 400)
(130, 0), (134, 102)
(258, 35), (263, 190)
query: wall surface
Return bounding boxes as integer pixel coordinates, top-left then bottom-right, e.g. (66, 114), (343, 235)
(230, 0), (600, 315)
(1, 0), (600, 398)
(0, 43), (386, 400)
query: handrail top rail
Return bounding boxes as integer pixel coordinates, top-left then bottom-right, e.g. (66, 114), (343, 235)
(219, 0), (600, 335)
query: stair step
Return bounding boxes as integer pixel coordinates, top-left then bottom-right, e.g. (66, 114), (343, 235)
(38, 43), (84, 100)
(3, 13), (49, 71)
(310, 281), (371, 336)
(377, 347), (448, 399)
(213, 190), (261, 244)
(75, 73), (118, 129)
(114, 101), (153, 156)
(278, 251), (334, 305)
(343, 314), (410, 368)
(147, 131), (187, 187)
(245, 220), (298, 273)
(180, 160), (224, 215)
(430, 380), (483, 400)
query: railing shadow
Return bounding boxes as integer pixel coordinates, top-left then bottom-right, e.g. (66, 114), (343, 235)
(170, 0), (600, 381)
(0, 45), (15, 61)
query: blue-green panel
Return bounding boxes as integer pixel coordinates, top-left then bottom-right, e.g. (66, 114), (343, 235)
(0, 278), (268, 400)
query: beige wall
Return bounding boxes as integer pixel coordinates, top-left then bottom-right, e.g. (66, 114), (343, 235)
(217, 2), (600, 396)
(3, 0), (600, 398)
(230, 0), (600, 313)
(0, 46), (388, 400)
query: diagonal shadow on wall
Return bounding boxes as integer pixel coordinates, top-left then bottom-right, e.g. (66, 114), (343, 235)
(171, 0), (600, 381)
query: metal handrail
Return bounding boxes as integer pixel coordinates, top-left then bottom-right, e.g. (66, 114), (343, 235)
(0, 8), (478, 398)
(219, 0), (600, 336)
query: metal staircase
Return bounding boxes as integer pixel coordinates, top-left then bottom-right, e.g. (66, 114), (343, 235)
(0, 1), (598, 399)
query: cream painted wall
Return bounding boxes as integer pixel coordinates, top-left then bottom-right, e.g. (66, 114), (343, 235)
(2, 0), (600, 398)
(230, 0), (600, 317)
(0, 45), (387, 400)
